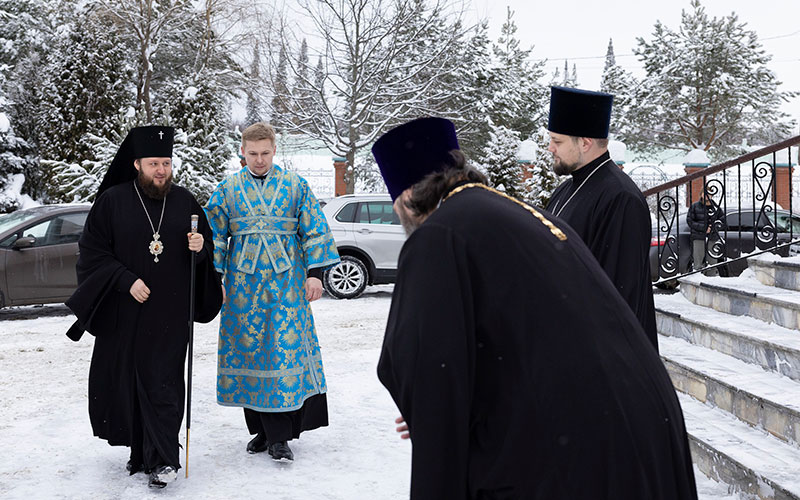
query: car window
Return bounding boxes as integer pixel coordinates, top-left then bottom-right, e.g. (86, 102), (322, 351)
(0, 209), (42, 234)
(727, 212), (754, 231)
(19, 212), (87, 247)
(335, 202), (357, 223)
(356, 202), (399, 225)
(51, 213), (87, 244)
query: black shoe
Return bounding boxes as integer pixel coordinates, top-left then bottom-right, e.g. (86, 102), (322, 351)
(267, 441), (294, 462)
(126, 460), (144, 475)
(147, 465), (177, 489)
(246, 432), (269, 454)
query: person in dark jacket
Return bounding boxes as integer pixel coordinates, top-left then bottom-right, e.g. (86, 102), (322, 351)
(65, 126), (223, 489)
(372, 117), (697, 499)
(686, 193), (726, 275)
(544, 86), (657, 351)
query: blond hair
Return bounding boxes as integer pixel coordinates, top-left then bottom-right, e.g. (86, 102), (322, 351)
(242, 122), (276, 145)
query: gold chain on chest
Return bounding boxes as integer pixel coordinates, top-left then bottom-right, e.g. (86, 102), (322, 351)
(442, 183), (567, 241)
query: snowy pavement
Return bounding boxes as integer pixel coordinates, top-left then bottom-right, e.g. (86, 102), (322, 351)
(0, 285), (740, 499)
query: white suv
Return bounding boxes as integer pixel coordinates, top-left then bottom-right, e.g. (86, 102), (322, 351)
(320, 194), (406, 299)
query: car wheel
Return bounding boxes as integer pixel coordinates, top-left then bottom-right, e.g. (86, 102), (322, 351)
(323, 255), (368, 299)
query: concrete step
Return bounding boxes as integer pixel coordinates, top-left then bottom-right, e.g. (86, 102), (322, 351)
(679, 392), (800, 499)
(661, 335), (800, 445)
(750, 254), (800, 292)
(655, 293), (800, 381)
(679, 272), (800, 330)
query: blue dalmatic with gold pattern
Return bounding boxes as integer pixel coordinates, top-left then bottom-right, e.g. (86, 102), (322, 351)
(204, 165), (339, 412)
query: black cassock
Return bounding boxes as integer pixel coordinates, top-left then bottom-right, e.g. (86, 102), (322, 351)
(546, 152), (658, 350)
(66, 180), (222, 471)
(378, 184), (696, 499)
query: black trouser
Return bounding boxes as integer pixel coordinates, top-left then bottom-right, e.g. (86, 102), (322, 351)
(244, 408), (295, 442)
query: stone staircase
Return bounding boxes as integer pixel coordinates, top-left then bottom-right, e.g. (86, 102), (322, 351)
(655, 253), (800, 499)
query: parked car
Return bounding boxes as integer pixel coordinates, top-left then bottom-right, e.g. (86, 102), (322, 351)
(650, 207), (800, 286)
(321, 194), (406, 299)
(0, 204), (91, 308)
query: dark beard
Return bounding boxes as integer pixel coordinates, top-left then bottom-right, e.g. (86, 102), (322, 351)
(138, 171), (173, 200)
(553, 159), (580, 176)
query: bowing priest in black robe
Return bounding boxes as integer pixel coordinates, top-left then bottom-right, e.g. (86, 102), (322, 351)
(545, 86), (658, 350)
(372, 117), (697, 499)
(65, 126), (222, 489)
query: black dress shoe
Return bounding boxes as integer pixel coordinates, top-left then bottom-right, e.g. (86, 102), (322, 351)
(126, 460), (144, 475)
(247, 432), (269, 454)
(267, 441), (294, 462)
(148, 465), (177, 489)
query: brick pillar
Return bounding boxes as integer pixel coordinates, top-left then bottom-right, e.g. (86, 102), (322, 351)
(519, 161), (532, 181)
(333, 157), (347, 196)
(775, 166), (795, 210)
(684, 164), (710, 207)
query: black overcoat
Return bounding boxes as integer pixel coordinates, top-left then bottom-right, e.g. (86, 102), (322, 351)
(546, 152), (658, 350)
(66, 180), (222, 466)
(378, 184), (697, 499)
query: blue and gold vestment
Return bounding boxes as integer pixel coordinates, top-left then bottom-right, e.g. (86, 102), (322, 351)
(205, 165), (339, 412)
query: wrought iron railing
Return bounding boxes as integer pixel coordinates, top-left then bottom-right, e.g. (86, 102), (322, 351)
(643, 135), (800, 287)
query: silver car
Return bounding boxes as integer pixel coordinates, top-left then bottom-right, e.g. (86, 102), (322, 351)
(321, 194), (406, 299)
(0, 204), (91, 308)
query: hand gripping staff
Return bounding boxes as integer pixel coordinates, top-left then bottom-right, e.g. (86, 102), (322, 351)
(186, 214), (198, 478)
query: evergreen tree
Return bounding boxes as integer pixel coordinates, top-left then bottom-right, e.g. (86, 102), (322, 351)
(631, 0), (796, 158)
(0, 0), (50, 202)
(162, 74), (233, 204)
(271, 44), (290, 131)
(47, 110), (135, 203)
(600, 38), (638, 141)
(245, 42), (262, 126)
(36, 4), (133, 165)
(480, 123), (523, 199)
(290, 38), (313, 123)
(442, 21), (493, 159)
(0, 82), (37, 211)
(603, 38), (616, 72)
(523, 127), (560, 207)
(33, 3), (133, 201)
(457, 9), (547, 162)
(487, 8), (546, 137)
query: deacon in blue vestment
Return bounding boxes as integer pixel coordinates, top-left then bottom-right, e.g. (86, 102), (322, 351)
(205, 122), (339, 462)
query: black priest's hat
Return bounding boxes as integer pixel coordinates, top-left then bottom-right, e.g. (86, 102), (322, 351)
(548, 86), (614, 139)
(371, 117), (460, 201)
(96, 126), (175, 198)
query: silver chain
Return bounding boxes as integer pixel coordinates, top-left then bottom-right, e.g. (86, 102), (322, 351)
(553, 158), (613, 217)
(133, 181), (166, 237)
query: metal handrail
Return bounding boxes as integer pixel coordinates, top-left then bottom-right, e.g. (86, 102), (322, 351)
(645, 135), (800, 286)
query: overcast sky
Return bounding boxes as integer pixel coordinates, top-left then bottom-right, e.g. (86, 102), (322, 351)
(471, 0), (800, 130)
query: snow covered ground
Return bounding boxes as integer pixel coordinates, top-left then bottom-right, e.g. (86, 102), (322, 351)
(0, 285), (742, 499)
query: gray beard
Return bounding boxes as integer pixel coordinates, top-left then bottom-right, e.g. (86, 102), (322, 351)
(138, 171), (173, 200)
(397, 204), (423, 236)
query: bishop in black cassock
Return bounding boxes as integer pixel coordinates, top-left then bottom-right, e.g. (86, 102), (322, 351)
(372, 117), (697, 499)
(545, 86), (658, 350)
(65, 126), (222, 488)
